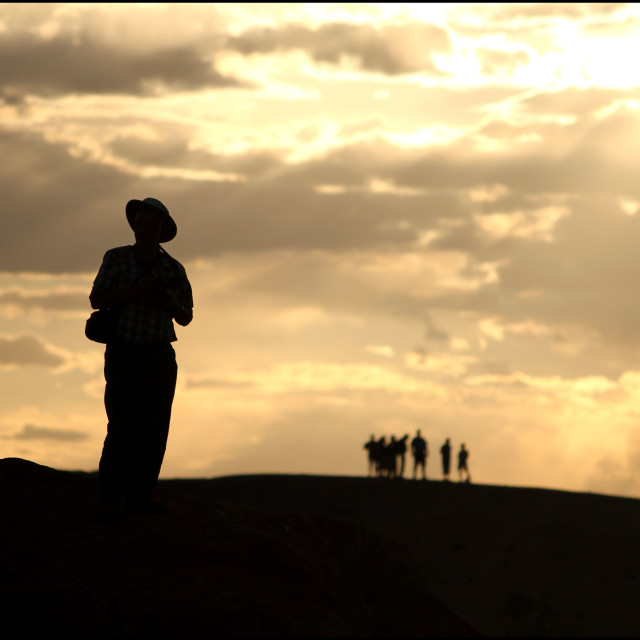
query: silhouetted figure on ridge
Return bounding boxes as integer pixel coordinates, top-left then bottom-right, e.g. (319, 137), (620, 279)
(395, 434), (409, 478)
(411, 429), (427, 480)
(378, 436), (396, 478)
(364, 435), (377, 477)
(440, 438), (451, 481)
(458, 443), (471, 483)
(375, 436), (387, 477)
(390, 436), (399, 478)
(90, 197), (193, 521)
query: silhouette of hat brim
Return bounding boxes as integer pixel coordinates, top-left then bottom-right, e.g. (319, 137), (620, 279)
(126, 198), (177, 243)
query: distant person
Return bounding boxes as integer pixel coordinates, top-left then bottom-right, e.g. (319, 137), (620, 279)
(90, 197), (193, 521)
(375, 436), (387, 477)
(364, 435), (377, 477)
(440, 438), (451, 481)
(458, 443), (470, 483)
(386, 436), (398, 478)
(395, 434), (409, 478)
(411, 430), (428, 480)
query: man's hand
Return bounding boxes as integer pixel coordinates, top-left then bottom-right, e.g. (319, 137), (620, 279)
(159, 289), (193, 326)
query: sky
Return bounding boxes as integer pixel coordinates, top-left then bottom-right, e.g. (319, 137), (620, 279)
(5, 2), (640, 496)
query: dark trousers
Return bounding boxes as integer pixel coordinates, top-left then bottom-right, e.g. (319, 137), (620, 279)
(99, 343), (177, 505)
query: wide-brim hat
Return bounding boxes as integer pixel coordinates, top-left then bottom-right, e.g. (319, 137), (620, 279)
(125, 197), (177, 243)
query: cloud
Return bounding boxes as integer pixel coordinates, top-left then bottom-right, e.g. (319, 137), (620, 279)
(4, 13), (640, 378)
(186, 361), (446, 397)
(406, 350), (476, 378)
(227, 22), (451, 76)
(7, 71), (640, 274)
(0, 130), (423, 272)
(0, 288), (88, 314)
(0, 129), (142, 273)
(186, 378), (255, 390)
(424, 317), (451, 342)
(0, 33), (244, 100)
(365, 345), (395, 358)
(519, 88), (640, 120)
(489, 3), (628, 22)
(455, 2), (628, 27)
(5, 97), (640, 368)
(0, 335), (65, 368)
(475, 48), (532, 78)
(7, 423), (88, 441)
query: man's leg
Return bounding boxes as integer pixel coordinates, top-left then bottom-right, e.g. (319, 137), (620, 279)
(99, 345), (137, 508)
(126, 345), (177, 509)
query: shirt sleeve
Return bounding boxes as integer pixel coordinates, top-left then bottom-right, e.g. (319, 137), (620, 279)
(179, 268), (194, 310)
(171, 259), (193, 310)
(90, 249), (118, 295)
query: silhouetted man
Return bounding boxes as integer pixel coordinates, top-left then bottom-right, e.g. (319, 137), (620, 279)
(440, 438), (451, 481)
(375, 436), (387, 477)
(364, 435), (377, 477)
(458, 443), (470, 483)
(395, 434), (409, 478)
(90, 197), (193, 520)
(411, 429), (427, 480)
(387, 436), (398, 478)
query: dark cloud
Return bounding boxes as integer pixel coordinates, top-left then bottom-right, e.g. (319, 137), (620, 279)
(0, 129), (136, 272)
(423, 192), (640, 354)
(487, 196), (640, 347)
(8, 424), (88, 441)
(0, 335), (65, 368)
(108, 136), (282, 178)
(391, 110), (640, 199)
(5, 92), (640, 370)
(0, 130), (425, 273)
(218, 251), (432, 325)
(0, 33), (245, 99)
(7, 99), (640, 279)
(227, 22), (451, 76)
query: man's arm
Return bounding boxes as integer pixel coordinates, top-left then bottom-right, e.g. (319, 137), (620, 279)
(168, 271), (193, 327)
(163, 291), (193, 326)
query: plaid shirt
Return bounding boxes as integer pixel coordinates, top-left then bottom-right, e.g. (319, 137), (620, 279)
(91, 245), (193, 344)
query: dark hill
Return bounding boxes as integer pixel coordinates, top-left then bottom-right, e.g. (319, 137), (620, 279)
(0, 458), (476, 638)
(5, 458), (640, 637)
(166, 473), (640, 637)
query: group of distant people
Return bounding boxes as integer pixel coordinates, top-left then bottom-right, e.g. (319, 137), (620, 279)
(363, 431), (471, 483)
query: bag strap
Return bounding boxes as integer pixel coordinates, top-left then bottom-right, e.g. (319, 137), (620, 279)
(159, 246), (183, 279)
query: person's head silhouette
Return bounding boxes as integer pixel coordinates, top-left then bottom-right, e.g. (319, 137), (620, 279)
(126, 197), (177, 243)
